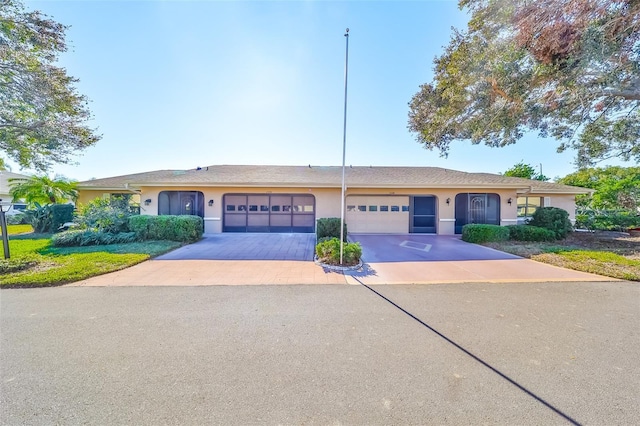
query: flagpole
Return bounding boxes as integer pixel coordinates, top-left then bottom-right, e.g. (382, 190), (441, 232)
(340, 28), (349, 265)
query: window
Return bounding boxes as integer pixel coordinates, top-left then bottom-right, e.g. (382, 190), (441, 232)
(271, 205), (280, 212)
(380, 205), (389, 212)
(358, 205), (366, 212)
(226, 205), (236, 212)
(368, 205), (378, 212)
(158, 191), (205, 217)
(238, 205), (247, 212)
(347, 205), (356, 212)
(391, 205), (400, 212)
(402, 206), (409, 212)
(517, 197), (543, 217)
(249, 205), (258, 212)
(260, 205), (269, 212)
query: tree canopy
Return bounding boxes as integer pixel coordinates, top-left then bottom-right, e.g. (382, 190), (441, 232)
(0, 0), (100, 171)
(408, 0), (640, 168)
(557, 166), (640, 210)
(502, 161), (549, 181)
(9, 174), (78, 205)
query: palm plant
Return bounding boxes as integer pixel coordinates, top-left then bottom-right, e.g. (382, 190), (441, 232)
(9, 174), (78, 205)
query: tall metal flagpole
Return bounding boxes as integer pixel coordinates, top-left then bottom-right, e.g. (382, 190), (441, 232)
(339, 28), (349, 265)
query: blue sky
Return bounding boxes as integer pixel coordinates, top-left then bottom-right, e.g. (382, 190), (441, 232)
(16, 0), (589, 181)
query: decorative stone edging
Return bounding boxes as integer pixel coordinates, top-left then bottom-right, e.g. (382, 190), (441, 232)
(314, 256), (363, 272)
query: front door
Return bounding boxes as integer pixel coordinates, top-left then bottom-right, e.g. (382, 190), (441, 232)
(409, 196), (436, 233)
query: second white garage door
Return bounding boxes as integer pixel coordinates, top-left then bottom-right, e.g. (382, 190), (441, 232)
(345, 195), (410, 233)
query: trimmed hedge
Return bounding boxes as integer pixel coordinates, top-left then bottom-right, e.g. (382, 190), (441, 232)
(316, 217), (347, 242)
(507, 225), (556, 242)
(128, 215), (203, 242)
(315, 237), (362, 266)
(528, 207), (572, 239)
(52, 230), (138, 247)
(461, 224), (510, 243)
(51, 204), (75, 232)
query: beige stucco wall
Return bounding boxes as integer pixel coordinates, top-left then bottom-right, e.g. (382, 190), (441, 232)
(529, 193), (578, 222)
(77, 186), (576, 235)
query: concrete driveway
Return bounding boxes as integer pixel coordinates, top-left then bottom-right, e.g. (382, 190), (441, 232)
(156, 233), (315, 261)
(350, 234), (520, 262)
(70, 233), (614, 287)
(346, 234), (612, 285)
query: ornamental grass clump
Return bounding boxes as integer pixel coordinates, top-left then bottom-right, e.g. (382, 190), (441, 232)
(315, 237), (361, 266)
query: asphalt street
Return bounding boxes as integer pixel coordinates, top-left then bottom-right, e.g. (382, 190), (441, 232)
(1, 281), (638, 425)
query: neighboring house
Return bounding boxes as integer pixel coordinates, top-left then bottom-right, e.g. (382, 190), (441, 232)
(0, 171), (29, 214)
(76, 165), (592, 235)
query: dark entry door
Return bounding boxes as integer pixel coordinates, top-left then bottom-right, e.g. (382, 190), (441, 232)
(410, 196), (436, 233)
(454, 193), (501, 233)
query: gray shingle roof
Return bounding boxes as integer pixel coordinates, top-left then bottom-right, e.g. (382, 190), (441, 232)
(77, 165), (591, 194)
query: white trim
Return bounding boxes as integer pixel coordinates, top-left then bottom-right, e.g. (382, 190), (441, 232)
(204, 217), (221, 221)
(439, 218), (456, 222)
(501, 219), (518, 222)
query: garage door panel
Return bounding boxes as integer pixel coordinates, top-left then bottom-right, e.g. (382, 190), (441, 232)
(346, 196), (409, 233)
(224, 193), (314, 233)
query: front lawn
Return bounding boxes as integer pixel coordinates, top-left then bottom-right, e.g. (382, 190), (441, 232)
(0, 234), (182, 288)
(484, 232), (640, 281)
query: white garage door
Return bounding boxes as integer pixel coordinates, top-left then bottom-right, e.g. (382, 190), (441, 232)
(345, 195), (410, 233)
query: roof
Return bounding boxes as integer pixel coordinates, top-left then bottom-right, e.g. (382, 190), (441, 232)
(0, 171), (30, 199)
(77, 165), (592, 194)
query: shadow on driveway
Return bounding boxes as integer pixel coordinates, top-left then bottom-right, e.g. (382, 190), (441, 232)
(350, 234), (520, 263)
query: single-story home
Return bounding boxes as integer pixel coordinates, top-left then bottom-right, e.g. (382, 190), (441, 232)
(76, 165), (591, 235)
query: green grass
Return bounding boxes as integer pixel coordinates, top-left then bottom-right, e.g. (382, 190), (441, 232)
(485, 234), (640, 281)
(0, 235), (182, 288)
(6, 224), (34, 235)
(533, 250), (640, 281)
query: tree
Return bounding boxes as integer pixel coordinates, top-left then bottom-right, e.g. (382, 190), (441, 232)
(0, 0), (100, 171)
(502, 162), (549, 181)
(557, 166), (640, 210)
(408, 0), (640, 168)
(9, 174), (78, 205)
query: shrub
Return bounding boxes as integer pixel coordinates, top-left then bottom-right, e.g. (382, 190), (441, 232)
(315, 237), (362, 266)
(52, 229), (138, 247)
(575, 209), (640, 231)
(24, 203), (53, 233)
(6, 213), (27, 225)
(507, 225), (556, 242)
(128, 215), (203, 242)
(316, 217), (347, 241)
(51, 204), (75, 232)
(528, 207), (572, 239)
(461, 224), (510, 243)
(76, 198), (131, 233)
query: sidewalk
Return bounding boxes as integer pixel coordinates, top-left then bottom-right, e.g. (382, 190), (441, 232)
(68, 258), (614, 287)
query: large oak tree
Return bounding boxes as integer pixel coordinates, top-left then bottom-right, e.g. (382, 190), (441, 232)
(0, 0), (100, 171)
(408, 0), (639, 168)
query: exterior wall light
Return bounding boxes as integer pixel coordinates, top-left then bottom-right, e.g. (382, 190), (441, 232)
(507, 198), (513, 205)
(144, 199), (152, 206)
(446, 198), (450, 205)
(208, 200), (214, 206)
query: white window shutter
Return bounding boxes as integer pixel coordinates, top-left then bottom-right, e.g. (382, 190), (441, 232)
(544, 197), (551, 207)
